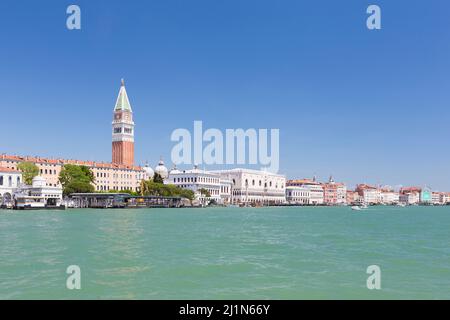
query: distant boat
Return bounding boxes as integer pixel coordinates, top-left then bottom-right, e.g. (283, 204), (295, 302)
(352, 204), (368, 211)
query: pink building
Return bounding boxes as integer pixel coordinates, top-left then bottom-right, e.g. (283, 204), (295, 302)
(321, 176), (347, 205)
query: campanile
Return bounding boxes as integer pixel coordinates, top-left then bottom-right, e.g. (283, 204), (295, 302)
(112, 79), (135, 166)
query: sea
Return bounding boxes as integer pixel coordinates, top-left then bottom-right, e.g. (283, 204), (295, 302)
(0, 206), (449, 299)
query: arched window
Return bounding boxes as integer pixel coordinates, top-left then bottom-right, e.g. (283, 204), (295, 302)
(17, 176), (20, 185)
(8, 176), (12, 187)
(0, 176), (3, 186)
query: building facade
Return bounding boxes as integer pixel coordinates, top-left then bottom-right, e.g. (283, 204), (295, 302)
(13, 176), (63, 208)
(0, 167), (22, 205)
(287, 178), (324, 205)
(356, 184), (381, 205)
(167, 166), (223, 204)
(321, 176), (347, 205)
(380, 189), (400, 205)
(213, 169), (286, 205)
(285, 186), (310, 205)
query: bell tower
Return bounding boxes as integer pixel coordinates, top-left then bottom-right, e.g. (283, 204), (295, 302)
(112, 79), (135, 166)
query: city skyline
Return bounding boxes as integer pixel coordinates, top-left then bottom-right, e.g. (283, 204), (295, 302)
(1, 1), (450, 189)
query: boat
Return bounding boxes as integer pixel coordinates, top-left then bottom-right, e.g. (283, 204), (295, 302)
(352, 204), (368, 211)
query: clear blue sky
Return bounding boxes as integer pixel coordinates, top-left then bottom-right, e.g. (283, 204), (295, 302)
(1, 0), (449, 190)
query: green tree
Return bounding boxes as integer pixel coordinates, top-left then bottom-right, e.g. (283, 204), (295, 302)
(153, 173), (164, 184)
(199, 188), (211, 198)
(140, 180), (195, 201)
(59, 164), (95, 196)
(17, 162), (39, 185)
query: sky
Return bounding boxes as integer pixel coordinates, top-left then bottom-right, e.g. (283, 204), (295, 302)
(0, 0), (449, 190)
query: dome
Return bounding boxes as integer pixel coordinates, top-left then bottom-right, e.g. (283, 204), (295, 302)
(169, 164), (181, 175)
(32, 176), (46, 187)
(143, 162), (154, 179)
(154, 159), (169, 179)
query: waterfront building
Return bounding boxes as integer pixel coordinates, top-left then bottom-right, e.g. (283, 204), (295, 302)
(167, 165), (222, 204)
(213, 169), (286, 205)
(420, 187), (433, 204)
(13, 176), (63, 208)
(285, 186), (310, 205)
(219, 177), (233, 205)
(287, 178), (324, 205)
(399, 187), (422, 205)
(321, 176), (347, 205)
(380, 188), (400, 205)
(0, 80), (149, 192)
(355, 184), (381, 205)
(441, 193), (450, 205)
(399, 189), (420, 205)
(346, 190), (360, 205)
(432, 192), (444, 205)
(0, 167), (22, 206)
(0, 155), (147, 192)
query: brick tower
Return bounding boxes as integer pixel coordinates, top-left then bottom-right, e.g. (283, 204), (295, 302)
(112, 79), (135, 166)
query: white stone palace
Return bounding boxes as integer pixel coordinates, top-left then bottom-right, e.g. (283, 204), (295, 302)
(212, 168), (286, 205)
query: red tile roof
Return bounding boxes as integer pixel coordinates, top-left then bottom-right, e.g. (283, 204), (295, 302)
(0, 166), (20, 173)
(1, 154), (143, 171)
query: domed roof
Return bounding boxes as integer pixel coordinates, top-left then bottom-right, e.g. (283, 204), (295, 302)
(154, 158), (169, 179)
(169, 164), (181, 175)
(143, 162), (154, 179)
(32, 175), (46, 187)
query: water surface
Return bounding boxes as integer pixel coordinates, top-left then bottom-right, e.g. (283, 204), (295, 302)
(0, 206), (449, 299)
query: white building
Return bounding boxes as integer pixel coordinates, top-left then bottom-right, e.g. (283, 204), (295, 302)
(399, 192), (420, 205)
(286, 186), (310, 205)
(14, 176), (63, 208)
(287, 179), (324, 205)
(219, 177), (233, 205)
(380, 191), (400, 205)
(441, 193), (450, 205)
(167, 165), (223, 204)
(212, 169), (286, 205)
(0, 167), (22, 206)
(356, 185), (381, 205)
(432, 192), (443, 205)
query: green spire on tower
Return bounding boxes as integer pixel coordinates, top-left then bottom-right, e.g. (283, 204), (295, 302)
(114, 78), (132, 112)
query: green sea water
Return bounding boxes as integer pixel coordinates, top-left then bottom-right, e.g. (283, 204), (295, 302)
(0, 206), (449, 300)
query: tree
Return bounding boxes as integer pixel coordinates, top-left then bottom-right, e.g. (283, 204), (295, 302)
(153, 173), (164, 184)
(17, 162), (39, 185)
(140, 180), (195, 201)
(199, 188), (211, 198)
(59, 164), (95, 196)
